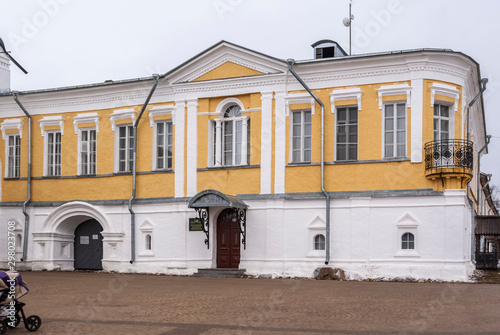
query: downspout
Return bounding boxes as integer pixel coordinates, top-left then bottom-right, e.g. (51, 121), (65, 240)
(477, 136), (491, 214)
(466, 77), (488, 262)
(129, 74), (161, 264)
(12, 92), (31, 262)
(287, 59), (331, 265)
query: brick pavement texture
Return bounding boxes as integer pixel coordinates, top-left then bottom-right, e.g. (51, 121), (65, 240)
(7, 272), (500, 335)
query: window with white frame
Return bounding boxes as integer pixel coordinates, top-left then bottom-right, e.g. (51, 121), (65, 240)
(434, 104), (449, 141)
(291, 110), (311, 163)
(45, 131), (62, 176)
(211, 104), (250, 167)
(314, 234), (326, 250)
(154, 120), (173, 170)
(401, 232), (415, 250)
(6, 134), (20, 178)
(79, 128), (96, 175)
(336, 107), (358, 161)
(117, 125), (134, 172)
(145, 234), (152, 251)
(384, 103), (406, 158)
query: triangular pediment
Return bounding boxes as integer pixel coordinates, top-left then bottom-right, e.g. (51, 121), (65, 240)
(139, 219), (155, 230)
(396, 212), (420, 226)
(167, 41), (286, 84)
(307, 216), (326, 229)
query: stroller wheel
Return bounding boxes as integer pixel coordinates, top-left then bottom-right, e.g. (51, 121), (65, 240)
(7, 314), (21, 328)
(24, 315), (41, 332)
(0, 319), (7, 335)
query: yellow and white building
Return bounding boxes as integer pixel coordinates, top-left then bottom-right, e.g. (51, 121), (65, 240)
(0, 40), (490, 280)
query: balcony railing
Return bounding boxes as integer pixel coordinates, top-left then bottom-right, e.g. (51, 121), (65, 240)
(424, 139), (473, 171)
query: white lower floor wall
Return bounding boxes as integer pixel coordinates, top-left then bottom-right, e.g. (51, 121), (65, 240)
(0, 189), (475, 281)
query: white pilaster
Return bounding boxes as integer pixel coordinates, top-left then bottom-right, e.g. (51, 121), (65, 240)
(214, 119), (222, 167)
(260, 92), (273, 194)
(174, 100), (186, 198)
(0, 52), (10, 93)
(274, 92), (286, 194)
(186, 99), (198, 197)
(240, 116), (248, 166)
(410, 79), (423, 162)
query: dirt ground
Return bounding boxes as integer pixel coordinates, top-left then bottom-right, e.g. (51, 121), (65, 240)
(3, 271), (500, 335)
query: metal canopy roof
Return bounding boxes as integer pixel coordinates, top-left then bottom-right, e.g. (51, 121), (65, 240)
(188, 189), (248, 209)
(476, 216), (500, 235)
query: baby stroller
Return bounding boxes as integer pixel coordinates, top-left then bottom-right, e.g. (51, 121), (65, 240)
(0, 271), (41, 334)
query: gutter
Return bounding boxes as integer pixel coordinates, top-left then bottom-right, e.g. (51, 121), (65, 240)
(466, 77), (488, 262)
(286, 59), (331, 265)
(12, 92), (31, 262)
(129, 74), (161, 264)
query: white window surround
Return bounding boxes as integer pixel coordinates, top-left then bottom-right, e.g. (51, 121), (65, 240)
(394, 212), (419, 257)
(109, 108), (136, 132)
(153, 120), (173, 170)
(289, 109), (312, 163)
(72, 113), (100, 134)
(5, 133), (21, 178)
(285, 93), (315, 116)
(382, 102), (407, 159)
(377, 84), (412, 109)
(307, 216), (326, 257)
(209, 98), (249, 167)
(1, 118), (23, 139)
(430, 83), (460, 113)
(38, 116), (64, 136)
(330, 87), (363, 113)
(139, 219), (154, 257)
(114, 124), (133, 173)
(77, 127), (97, 175)
(148, 105), (175, 127)
(43, 130), (62, 177)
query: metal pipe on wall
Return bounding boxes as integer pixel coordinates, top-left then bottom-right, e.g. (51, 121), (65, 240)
(129, 74), (161, 264)
(286, 59), (331, 265)
(13, 92), (31, 262)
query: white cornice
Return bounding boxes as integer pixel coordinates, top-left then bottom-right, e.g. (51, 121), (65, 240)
(377, 83), (412, 109)
(330, 87), (363, 113)
(38, 115), (64, 136)
(1, 118), (23, 139)
(72, 112), (100, 134)
(148, 104), (175, 127)
(109, 108), (136, 131)
(430, 82), (460, 112)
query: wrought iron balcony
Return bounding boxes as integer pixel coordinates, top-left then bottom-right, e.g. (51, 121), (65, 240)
(424, 140), (473, 178)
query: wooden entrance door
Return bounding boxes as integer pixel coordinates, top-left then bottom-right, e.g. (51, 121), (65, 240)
(74, 219), (103, 270)
(217, 209), (241, 268)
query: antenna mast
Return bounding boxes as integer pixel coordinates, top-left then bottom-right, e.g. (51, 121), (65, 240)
(343, 0), (354, 56)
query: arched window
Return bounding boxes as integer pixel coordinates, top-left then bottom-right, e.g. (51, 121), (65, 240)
(211, 101), (250, 167)
(145, 234), (152, 251)
(402, 232), (414, 250)
(314, 234), (326, 250)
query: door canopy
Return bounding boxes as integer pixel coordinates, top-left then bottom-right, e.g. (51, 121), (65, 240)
(188, 190), (247, 249)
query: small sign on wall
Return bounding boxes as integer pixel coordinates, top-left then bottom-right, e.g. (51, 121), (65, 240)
(189, 218), (203, 231)
(80, 236), (89, 245)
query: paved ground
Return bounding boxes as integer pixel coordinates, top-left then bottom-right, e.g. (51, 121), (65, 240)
(3, 271), (500, 335)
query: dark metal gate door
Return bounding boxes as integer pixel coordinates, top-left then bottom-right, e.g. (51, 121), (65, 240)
(74, 219), (103, 270)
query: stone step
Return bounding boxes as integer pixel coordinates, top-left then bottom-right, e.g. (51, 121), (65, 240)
(194, 268), (246, 278)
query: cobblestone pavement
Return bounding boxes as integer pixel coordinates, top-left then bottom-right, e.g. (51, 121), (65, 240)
(6, 271), (500, 335)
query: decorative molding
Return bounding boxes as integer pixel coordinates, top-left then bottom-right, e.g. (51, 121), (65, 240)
(139, 218), (155, 231)
(430, 82), (460, 112)
(38, 115), (64, 136)
(72, 112), (100, 134)
(215, 97), (245, 117)
(377, 83), (412, 109)
(284, 93), (315, 116)
(148, 104), (175, 127)
(307, 216), (326, 229)
(330, 87), (363, 113)
(1, 118), (23, 139)
(395, 211), (420, 228)
(109, 108), (136, 131)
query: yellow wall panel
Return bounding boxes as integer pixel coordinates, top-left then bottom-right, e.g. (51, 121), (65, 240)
(194, 62), (264, 82)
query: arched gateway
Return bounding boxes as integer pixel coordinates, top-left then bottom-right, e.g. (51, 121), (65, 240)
(32, 201), (122, 271)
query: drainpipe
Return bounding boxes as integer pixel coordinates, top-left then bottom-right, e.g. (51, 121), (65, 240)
(286, 59), (331, 265)
(129, 74), (161, 264)
(477, 136), (491, 214)
(12, 92), (31, 262)
(466, 78), (488, 262)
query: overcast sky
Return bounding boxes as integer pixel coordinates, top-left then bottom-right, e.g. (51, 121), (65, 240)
(1, 0), (499, 191)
